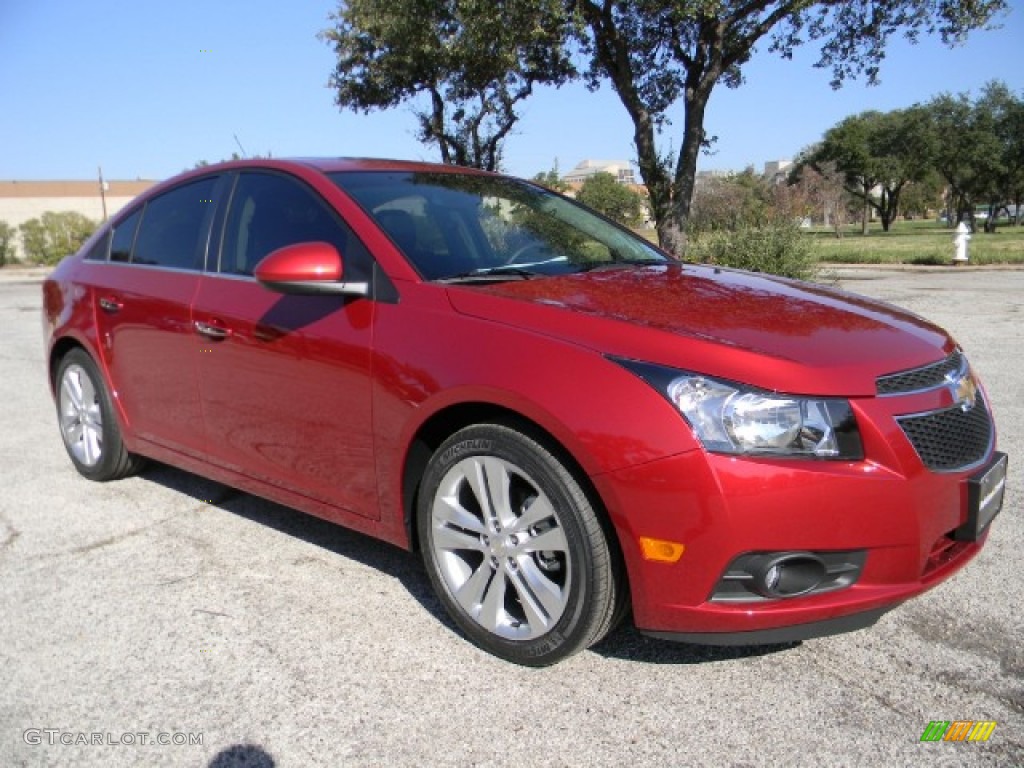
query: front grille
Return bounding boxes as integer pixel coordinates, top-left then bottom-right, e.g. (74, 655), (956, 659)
(877, 350), (964, 395)
(897, 398), (993, 471)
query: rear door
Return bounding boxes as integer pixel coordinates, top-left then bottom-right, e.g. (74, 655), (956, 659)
(192, 170), (380, 518)
(93, 175), (222, 456)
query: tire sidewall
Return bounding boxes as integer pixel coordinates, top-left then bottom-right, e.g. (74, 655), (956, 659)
(418, 424), (604, 666)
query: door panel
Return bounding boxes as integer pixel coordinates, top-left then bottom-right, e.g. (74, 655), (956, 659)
(194, 170), (380, 519)
(94, 266), (204, 454)
(193, 277), (377, 518)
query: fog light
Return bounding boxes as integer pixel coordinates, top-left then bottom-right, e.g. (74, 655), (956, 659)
(639, 537), (685, 563)
(754, 553), (827, 598)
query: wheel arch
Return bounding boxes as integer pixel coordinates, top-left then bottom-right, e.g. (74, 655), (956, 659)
(48, 335), (90, 392)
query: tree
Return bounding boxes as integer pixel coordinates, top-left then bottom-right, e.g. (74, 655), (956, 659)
(897, 172), (945, 220)
(688, 168), (774, 232)
(18, 211), (97, 265)
(572, 1), (1007, 254)
(809, 107), (931, 233)
(975, 81), (1024, 230)
(923, 82), (1019, 230)
(576, 172), (644, 226)
(321, 0), (575, 171)
(532, 164), (570, 193)
(0, 221), (16, 267)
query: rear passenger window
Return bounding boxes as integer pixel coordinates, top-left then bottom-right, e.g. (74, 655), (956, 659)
(220, 172), (367, 278)
(133, 177), (218, 270)
(83, 230), (111, 261)
(110, 209), (142, 263)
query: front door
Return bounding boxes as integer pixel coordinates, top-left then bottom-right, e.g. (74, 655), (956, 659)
(192, 171), (379, 518)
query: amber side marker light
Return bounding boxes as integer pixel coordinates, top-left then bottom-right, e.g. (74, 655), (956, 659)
(639, 537), (685, 563)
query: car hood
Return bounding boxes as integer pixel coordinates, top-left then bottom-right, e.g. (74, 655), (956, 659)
(444, 264), (953, 397)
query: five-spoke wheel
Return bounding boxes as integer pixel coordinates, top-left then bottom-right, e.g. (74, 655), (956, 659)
(419, 424), (625, 666)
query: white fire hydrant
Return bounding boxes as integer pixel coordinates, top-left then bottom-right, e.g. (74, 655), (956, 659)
(952, 222), (971, 265)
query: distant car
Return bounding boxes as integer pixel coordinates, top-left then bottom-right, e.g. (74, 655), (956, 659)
(42, 158), (1006, 665)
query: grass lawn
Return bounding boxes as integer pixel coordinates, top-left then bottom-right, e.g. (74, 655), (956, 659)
(807, 219), (1024, 265)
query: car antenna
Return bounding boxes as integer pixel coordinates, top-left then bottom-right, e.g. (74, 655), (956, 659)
(233, 134), (249, 159)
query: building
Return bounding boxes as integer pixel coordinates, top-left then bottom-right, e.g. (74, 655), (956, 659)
(763, 159), (793, 182)
(0, 179), (156, 259)
(562, 159), (637, 186)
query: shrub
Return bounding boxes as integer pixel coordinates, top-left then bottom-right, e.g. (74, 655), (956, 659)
(18, 211), (97, 265)
(0, 221), (16, 267)
(686, 220), (819, 281)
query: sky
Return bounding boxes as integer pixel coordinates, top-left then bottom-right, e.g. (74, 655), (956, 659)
(1, 1), (1022, 183)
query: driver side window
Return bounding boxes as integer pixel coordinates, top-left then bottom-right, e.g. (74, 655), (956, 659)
(219, 172), (370, 281)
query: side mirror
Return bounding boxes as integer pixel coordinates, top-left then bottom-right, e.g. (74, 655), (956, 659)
(254, 242), (369, 296)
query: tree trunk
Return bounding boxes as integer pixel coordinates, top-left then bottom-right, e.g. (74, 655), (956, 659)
(659, 83), (712, 257)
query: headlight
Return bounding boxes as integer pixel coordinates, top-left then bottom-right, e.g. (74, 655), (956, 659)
(614, 359), (863, 460)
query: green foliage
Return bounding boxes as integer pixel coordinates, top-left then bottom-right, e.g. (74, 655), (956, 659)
(531, 167), (569, 193)
(576, 172), (644, 227)
(18, 211), (97, 265)
(572, 0), (1007, 254)
(924, 81), (1024, 230)
(688, 169), (776, 233)
(0, 221), (16, 267)
(687, 221), (819, 281)
(321, 0), (575, 171)
(808, 107), (933, 232)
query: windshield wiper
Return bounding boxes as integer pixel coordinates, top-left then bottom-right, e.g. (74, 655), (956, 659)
(575, 259), (665, 273)
(435, 266), (539, 284)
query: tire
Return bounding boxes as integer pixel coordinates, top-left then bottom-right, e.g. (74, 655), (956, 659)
(418, 423), (625, 666)
(55, 348), (144, 481)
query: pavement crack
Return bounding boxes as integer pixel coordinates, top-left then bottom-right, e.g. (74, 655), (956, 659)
(32, 513), (178, 560)
(193, 608), (234, 618)
(0, 513), (21, 551)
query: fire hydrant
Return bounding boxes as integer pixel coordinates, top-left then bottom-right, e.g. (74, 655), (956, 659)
(952, 222), (971, 265)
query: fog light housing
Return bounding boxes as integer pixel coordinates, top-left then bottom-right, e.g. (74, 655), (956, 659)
(709, 550), (867, 603)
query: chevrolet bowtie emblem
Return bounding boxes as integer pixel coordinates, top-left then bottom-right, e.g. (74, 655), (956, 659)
(946, 369), (978, 412)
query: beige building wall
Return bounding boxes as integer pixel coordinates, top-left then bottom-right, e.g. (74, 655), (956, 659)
(0, 180), (156, 260)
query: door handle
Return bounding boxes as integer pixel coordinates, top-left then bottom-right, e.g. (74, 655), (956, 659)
(194, 320), (232, 340)
(98, 296), (123, 313)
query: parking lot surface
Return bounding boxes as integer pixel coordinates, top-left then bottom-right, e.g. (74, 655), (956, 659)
(1, 267), (1021, 767)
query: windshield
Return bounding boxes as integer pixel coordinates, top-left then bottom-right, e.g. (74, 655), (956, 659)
(329, 171), (668, 281)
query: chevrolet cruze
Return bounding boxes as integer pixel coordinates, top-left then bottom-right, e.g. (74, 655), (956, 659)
(42, 158), (1007, 665)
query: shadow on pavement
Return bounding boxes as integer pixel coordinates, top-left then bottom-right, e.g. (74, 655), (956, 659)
(140, 460), (800, 667)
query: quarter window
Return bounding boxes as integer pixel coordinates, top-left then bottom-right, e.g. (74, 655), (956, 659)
(83, 230), (111, 262)
(133, 177), (218, 270)
(110, 209), (142, 263)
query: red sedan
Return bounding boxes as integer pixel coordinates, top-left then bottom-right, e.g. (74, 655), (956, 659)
(42, 158), (1007, 665)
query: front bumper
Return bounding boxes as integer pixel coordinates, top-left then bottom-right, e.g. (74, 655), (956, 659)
(594, 436), (998, 642)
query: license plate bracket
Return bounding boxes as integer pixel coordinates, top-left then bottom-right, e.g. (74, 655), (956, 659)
(954, 452), (1008, 542)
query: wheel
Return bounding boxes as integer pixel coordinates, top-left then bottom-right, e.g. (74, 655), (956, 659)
(55, 348), (143, 481)
(418, 423), (626, 666)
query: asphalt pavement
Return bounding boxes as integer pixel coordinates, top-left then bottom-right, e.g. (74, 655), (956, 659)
(0, 266), (1021, 767)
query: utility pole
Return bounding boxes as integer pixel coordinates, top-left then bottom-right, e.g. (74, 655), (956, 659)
(98, 166), (109, 222)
